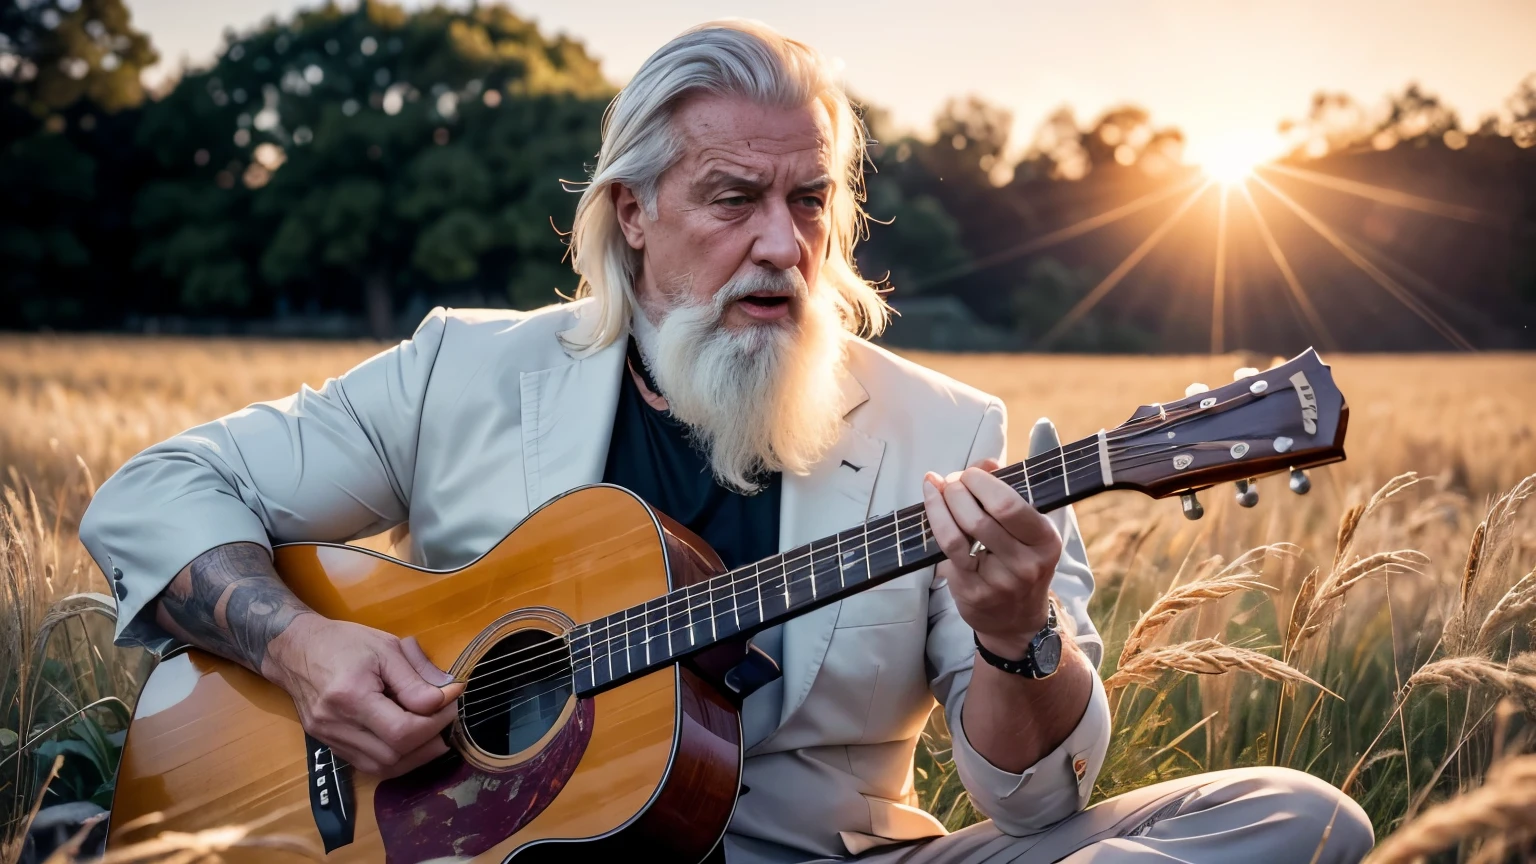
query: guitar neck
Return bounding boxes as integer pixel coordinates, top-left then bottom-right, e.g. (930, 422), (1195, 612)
(569, 432), (1113, 696)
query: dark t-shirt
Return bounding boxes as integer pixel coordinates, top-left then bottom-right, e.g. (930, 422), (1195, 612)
(600, 340), (782, 570)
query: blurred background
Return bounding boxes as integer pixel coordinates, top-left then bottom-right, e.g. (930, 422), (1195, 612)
(3, 0), (1534, 352)
(5, 5), (1536, 860)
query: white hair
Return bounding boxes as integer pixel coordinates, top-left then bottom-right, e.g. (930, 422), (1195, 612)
(563, 19), (887, 353)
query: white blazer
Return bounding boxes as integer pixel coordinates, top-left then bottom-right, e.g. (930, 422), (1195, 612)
(80, 300), (1111, 861)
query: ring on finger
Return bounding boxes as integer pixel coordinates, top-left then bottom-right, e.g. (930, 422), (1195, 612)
(968, 539), (987, 558)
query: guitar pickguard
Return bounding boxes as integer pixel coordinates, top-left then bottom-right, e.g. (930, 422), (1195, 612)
(373, 698), (596, 863)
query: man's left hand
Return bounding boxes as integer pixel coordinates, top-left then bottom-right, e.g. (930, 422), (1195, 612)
(922, 458), (1063, 660)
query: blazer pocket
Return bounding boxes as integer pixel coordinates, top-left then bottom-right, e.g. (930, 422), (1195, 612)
(835, 587), (922, 628)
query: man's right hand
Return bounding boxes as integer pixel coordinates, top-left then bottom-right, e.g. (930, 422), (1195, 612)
(263, 616), (466, 778)
(152, 542), (465, 779)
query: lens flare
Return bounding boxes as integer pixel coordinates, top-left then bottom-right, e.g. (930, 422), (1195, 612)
(1192, 130), (1277, 185)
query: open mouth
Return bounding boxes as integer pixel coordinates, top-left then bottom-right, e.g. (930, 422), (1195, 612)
(738, 294), (791, 310)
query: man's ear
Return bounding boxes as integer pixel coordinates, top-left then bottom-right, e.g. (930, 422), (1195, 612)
(612, 182), (647, 251)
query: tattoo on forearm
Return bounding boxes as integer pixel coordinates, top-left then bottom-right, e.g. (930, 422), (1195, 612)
(158, 542), (309, 673)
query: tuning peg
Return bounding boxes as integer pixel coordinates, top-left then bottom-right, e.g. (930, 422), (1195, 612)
(1234, 479), (1259, 508)
(1232, 366), (1260, 381)
(1289, 468), (1312, 495)
(1180, 491), (1205, 520)
(1184, 382), (1209, 397)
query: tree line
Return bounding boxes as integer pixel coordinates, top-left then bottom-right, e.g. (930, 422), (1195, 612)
(3, 0), (1534, 350)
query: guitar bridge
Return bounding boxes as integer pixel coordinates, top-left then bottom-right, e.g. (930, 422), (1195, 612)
(304, 733), (356, 852)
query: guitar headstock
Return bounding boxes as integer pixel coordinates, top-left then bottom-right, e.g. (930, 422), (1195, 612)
(1107, 348), (1348, 501)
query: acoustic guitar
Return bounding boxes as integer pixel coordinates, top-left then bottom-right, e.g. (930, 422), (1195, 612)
(106, 349), (1347, 862)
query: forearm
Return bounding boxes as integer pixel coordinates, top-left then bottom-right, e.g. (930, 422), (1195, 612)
(961, 634), (1095, 774)
(154, 542), (316, 676)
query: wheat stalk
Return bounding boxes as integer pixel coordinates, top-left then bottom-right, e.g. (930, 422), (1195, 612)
(1366, 472), (1427, 517)
(1106, 638), (1334, 695)
(1318, 550), (1431, 603)
(1118, 569), (1273, 668)
(1118, 543), (1296, 667)
(1459, 520), (1487, 608)
(1284, 566), (1321, 657)
(1219, 542), (1301, 576)
(1474, 567), (1536, 650)
(1334, 503), (1365, 569)
(1486, 473), (1536, 536)
(1366, 754), (1536, 864)
(1330, 473), (1425, 569)
(1403, 656), (1536, 714)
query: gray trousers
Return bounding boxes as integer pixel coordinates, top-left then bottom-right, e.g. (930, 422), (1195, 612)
(725, 767), (1374, 864)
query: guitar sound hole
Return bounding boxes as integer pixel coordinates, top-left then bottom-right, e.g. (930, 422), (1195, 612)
(461, 628), (573, 758)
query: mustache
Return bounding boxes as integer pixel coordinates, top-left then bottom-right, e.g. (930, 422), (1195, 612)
(710, 268), (809, 313)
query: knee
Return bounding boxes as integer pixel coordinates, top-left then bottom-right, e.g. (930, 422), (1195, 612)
(1253, 767), (1374, 862)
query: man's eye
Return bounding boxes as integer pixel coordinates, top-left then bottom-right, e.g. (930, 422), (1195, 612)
(798, 196), (826, 210)
(716, 195), (750, 207)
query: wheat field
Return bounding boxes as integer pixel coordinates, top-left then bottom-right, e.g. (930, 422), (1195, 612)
(3, 334), (1535, 862)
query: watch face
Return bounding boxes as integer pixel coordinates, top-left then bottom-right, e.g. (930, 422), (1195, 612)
(1033, 631), (1063, 676)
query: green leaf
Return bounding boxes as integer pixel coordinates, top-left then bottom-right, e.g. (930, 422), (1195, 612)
(91, 780), (117, 810)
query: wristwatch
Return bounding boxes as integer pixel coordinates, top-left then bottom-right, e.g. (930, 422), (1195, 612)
(973, 599), (1062, 679)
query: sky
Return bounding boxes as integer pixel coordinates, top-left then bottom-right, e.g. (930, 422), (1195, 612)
(131, 0), (1536, 168)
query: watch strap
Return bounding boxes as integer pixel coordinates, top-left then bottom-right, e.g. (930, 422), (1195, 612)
(973, 600), (1058, 679)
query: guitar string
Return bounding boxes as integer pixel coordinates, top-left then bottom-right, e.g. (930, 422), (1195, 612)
(453, 441), (1209, 723)
(318, 390), (1266, 773)
(511, 386), (1259, 676)
(451, 452), (1106, 721)
(452, 430), (1204, 697)
(444, 439), (1108, 691)
(454, 440), (1201, 725)
(450, 432), (1211, 711)
(450, 438), (1116, 701)
(426, 388), (1251, 693)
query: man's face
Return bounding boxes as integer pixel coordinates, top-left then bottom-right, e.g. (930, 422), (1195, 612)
(615, 94), (835, 329)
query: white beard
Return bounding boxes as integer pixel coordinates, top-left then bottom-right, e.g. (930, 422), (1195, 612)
(632, 269), (847, 493)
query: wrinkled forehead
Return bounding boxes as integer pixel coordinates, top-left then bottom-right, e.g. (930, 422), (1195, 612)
(670, 93), (835, 187)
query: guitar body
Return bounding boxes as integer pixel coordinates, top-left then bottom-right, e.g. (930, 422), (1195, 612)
(107, 485), (744, 862)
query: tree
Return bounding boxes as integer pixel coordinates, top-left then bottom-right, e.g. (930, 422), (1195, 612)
(1279, 92), (1371, 158)
(132, 1), (611, 336)
(1017, 104), (1185, 181)
(0, 0), (156, 119)
(1373, 82), (1460, 147)
(1282, 84), (1462, 158)
(852, 95), (972, 301)
(0, 0), (158, 326)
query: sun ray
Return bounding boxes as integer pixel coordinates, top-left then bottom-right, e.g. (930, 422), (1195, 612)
(1211, 184), (1229, 354)
(910, 175), (1203, 291)
(1251, 174), (1474, 351)
(1237, 183), (1338, 351)
(1258, 163), (1494, 225)
(1037, 180), (1214, 349)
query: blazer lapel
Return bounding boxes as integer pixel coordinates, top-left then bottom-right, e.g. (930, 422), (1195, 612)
(775, 368), (885, 729)
(519, 332), (627, 512)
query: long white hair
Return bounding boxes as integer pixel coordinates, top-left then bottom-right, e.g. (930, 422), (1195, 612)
(562, 19), (888, 353)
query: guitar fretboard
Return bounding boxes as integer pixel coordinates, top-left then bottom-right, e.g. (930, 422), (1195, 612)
(567, 434), (1109, 695)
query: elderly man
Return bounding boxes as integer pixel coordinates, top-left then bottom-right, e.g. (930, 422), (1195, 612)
(81, 19), (1371, 864)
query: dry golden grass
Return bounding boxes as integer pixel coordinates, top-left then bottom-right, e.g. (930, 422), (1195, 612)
(1104, 638), (1330, 693)
(1366, 753), (1536, 864)
(3, 335), (1535, 860)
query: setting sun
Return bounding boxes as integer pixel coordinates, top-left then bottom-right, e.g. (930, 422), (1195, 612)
(1191, 129), (1280, 184)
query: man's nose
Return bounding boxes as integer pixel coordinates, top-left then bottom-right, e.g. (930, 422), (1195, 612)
(751, 201), (802, 272)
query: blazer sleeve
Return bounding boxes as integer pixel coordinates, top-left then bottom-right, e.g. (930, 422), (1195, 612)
(925, 399), (1113, 835)
(79, 308), (451, 649)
